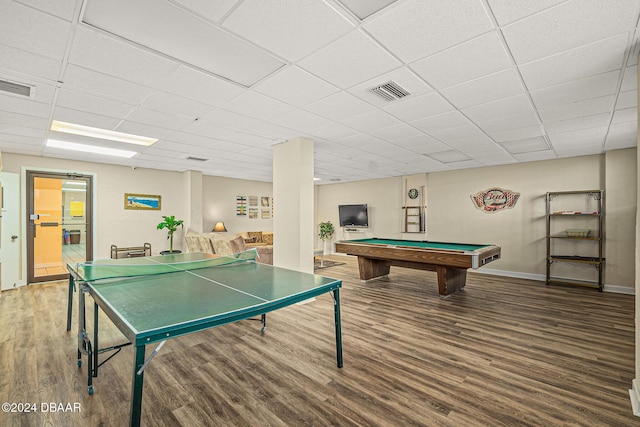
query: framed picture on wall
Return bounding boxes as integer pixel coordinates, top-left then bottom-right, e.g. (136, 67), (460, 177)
(124, 193), (161, 210)
(248, 208), (258, 219)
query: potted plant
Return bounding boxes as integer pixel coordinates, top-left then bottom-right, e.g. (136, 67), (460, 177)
(157, 215), (184, 254)
(318, 221), (335, 265)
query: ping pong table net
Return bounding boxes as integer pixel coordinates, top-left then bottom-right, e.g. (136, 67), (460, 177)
(74, 249), (259, 281)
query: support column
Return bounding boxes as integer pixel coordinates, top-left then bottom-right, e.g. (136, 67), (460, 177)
(273, 138), (314, 273)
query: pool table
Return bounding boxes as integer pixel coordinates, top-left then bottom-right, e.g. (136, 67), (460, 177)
(334, 238), (501, 296)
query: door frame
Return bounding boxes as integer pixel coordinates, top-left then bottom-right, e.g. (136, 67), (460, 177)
(22, 167), (97, 284)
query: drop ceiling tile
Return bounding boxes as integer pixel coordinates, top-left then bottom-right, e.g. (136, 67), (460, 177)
(544, 113), (610, 134)
(364, 0), (493, 63)
(254, 66), (339, 107)
(269, 109), (332, 132)
(382, 92), (453, 122)
(68, 26), (178, 87)
(428, 150), (470, 163)
(553, 140), (604, 157)
(369, 123), (422, 141)
(0, 111), (49, 129)
(530, 71), (619, 110)
(63, 65), (152, 103)
(222, 91), (294, 120)
(462, 93), (534, 123)
(620, 65), (638, 91)
(303, 91), (376, 121)
(298, 30), (401, 89)
(0, 94), (50, 119)
(519, 34), (628, 91)
(486, 0), (567, 25)
(347, 67), (433, 107)
(0, 44), (61, 81)
(82, 0), (285, 87)
(0, 79), (56, 105)
(142, 90), (216, 119)
(338, 0), (399, 20)
(548, 126), (607, 147)
(410, 32), (512, 90)
(201, 108), (260, 131)
(308, 123), (360, 140)
(487, 125), (544, 143)
(429, 125), (486, 144)
(125, 108), (194, 131)
(19, 0), (78, 21)
(223, 0), (354, 61)
(116, 120), (175, 140)
(537, 94), (615, 122)
(605, 121), (637, 149)
(182, 120), (237, 140)
(394, 134), (453, 154)
(441, 68), (524, 109)
(173, 0), (240, 23)
(512, 150), (557, 162)
(499, 136), (550, 154)
(611, 107), (637, 123)
(501, 0), (640, 64)
(0, 123), (46, 139)
(476, 111), (540, 134)
(1, 1), (70, 60)
(55, 89), (135, 119)
(410, 111), (474, 134)
(243, 121), (299, 141)
(340, 109), (400, 132)
(160, 66), (246, 107)
(615, 90), (637, 110)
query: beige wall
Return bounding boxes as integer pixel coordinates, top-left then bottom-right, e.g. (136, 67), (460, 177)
(202, 175), (273, 234)
(318, 151), (636, 291)
(5, 153), (189, 258)
(4, 149), (636, 292)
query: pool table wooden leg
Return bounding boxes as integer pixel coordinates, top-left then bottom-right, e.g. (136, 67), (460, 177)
(357, 257), (390, 280)
(436, 266), (466, 296)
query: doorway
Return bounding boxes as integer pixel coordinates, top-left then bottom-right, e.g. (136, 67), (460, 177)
(26, 171), (93, 283)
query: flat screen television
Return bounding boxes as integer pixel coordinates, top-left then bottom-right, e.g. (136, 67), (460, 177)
(338, 204), (369, 227)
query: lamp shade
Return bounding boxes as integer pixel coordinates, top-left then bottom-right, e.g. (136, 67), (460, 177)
(212, 221), (227, 232)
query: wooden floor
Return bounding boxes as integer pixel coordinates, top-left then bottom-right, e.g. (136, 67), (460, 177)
(0, 255), (636, 426)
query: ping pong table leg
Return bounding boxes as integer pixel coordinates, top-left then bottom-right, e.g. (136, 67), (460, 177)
(130, 345), (146, 427)
(66, 275), (74, 331)
(93, 301), (99, 377)
(332, 289), (343, 368)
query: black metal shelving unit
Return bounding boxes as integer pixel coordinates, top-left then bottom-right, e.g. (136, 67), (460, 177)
(545, 190), (604, 291)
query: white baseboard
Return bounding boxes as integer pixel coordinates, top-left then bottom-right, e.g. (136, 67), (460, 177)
(330, 253), (635, 295)
(629, 379), (640, 416)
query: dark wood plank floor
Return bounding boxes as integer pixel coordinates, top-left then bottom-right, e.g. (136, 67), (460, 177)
(0, 255), (636, 426)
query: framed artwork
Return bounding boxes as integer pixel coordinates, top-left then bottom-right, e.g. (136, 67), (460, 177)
(261, 196), (270, 207)
(248, 196), (258, 206)
(124, 193), (161, 210)
(261, 209), (270, 219)
(248, 208), (258, 219)
(236, 195), (247, 216)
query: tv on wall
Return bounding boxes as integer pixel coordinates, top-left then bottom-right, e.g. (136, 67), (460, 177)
(338, 204), (369, 227)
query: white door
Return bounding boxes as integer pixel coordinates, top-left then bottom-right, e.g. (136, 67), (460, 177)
(0, 172), (21, 290)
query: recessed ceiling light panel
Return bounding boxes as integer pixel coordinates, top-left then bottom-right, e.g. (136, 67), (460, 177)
(50, 121), (158, 146)
(46, 139), (137, 158)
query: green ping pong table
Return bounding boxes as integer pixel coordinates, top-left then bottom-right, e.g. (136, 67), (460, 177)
(66, 250), (343, 427)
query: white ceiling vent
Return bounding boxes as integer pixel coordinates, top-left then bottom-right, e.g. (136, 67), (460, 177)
(0, 79), (33, 98)
(185, 156), (208, 162)
(371, 81), (410, 102)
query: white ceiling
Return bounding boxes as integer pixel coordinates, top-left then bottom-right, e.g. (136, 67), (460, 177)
(0, 0), (638, 184)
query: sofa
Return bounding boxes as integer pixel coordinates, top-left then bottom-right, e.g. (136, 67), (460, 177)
(184, 229), (273, 265)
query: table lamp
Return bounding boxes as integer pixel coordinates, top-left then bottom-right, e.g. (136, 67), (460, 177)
(212, 221), (227, 232)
